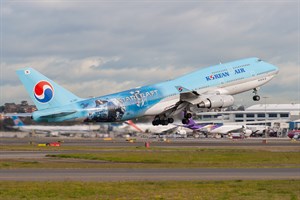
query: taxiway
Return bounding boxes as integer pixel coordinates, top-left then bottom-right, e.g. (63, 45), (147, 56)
(1, 168), (299, 181)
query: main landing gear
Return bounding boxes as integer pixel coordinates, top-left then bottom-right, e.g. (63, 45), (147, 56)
(182, 112), (192, 124)
(252, 88), (260, 101)
(151, 112), (193, 126)
(152, 115), (174, 126)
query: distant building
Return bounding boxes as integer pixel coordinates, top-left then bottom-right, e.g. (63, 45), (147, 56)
(234, 104), (300, 123)
(196, 104), (300, 137)
(289, 119), (300, 130)
(197, 104), (300, 123)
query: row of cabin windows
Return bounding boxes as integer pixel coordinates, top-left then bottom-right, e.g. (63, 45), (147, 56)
(202, 115), (221, 119)
(235, 119), (257, 122)
(235, 113), (289, 118)
(212, 69), (228, 74)
(232, 64), (250, 69)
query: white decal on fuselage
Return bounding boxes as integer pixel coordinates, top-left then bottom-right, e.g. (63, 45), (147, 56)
(119, 89), (159, 107)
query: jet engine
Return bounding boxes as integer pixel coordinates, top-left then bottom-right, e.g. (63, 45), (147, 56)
(197, 95), (234, 108)
(243, 129), (253, 137)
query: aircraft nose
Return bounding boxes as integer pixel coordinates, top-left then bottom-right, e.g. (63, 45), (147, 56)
(269, 63), (279, 74)
(273, 65), (279, 73)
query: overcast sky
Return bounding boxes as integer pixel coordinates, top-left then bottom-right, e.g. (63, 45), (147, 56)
(0, 0), (299, 107)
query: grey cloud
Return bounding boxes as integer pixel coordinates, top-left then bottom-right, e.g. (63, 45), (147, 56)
(3, 2), (297, 64)
(1, 1), (299, 105)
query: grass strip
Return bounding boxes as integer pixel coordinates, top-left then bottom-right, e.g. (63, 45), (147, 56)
(0, 180), (299, 200)
(46, 149), (300, 168)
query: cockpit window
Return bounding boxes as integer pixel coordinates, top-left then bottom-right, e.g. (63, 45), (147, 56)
(257, 58), (262, 62)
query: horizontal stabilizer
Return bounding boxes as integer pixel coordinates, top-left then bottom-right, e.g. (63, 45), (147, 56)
(34, 110), (77, 120)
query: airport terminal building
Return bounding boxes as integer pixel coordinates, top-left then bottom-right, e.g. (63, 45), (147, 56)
(197, 104), (300, 122)
(196, 104), (300, 136)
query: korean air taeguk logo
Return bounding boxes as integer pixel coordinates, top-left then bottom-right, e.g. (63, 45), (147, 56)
(33, 81), (54, 103)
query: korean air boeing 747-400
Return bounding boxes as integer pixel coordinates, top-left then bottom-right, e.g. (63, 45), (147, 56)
(16, 57), (279, 125)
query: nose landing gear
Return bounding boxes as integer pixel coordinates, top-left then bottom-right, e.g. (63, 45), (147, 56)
(253, 95), (260, 101)
(253, 88), (260, 101)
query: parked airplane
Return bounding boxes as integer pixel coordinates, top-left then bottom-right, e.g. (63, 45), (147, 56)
(125, 120), (178, 134)
(179, 118), (266, 138)
(16, 57), (279, 125)
(209, 124), (251, 138)
(11, 116), (100, 136)
(287, 130), (300, 140)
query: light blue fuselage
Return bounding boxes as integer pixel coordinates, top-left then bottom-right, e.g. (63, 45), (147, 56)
(32, 57), (278, 122)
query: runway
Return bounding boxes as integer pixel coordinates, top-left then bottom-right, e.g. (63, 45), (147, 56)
(1, 168), (299, 181)
(1, 137), (299, 182)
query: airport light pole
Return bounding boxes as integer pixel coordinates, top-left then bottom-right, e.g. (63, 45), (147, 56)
(263, 96), (269, 139)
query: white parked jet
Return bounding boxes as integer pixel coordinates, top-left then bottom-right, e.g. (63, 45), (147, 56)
(11, 116), (100, 136)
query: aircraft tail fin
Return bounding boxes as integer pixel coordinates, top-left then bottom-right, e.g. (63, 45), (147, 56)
(16, 68), (82, 110)
(187, 118), (197, 126)
(125, 120), (144, 133)
(11, 116), (24, 127)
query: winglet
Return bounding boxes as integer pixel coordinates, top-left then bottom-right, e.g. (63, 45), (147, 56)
(175, 86), (191, 93)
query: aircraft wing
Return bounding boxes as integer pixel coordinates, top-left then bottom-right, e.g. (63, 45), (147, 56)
(172, 85), (234, 111)
(175, 85), (200, 104)
(158, 86), (200, 117)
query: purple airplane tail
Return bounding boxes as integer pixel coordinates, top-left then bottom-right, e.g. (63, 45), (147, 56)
(187, 118), (196, 126)
(183, 118), (199, 130)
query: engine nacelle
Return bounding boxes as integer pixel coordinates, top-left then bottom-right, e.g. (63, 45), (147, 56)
(197, 95), (234, 108)
(244, 129), (253, 137)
